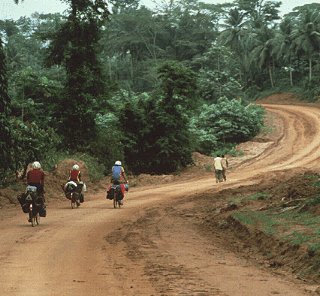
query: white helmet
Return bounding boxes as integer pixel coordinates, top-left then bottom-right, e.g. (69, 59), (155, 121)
(115, 160), (122, 166)
(32, 161), (41, 169)
(72, 164), (80, 170)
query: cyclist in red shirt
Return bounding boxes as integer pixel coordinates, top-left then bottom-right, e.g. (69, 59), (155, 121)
(26, 161), (45, 195)
(66, 164), (85, 205)
(68, 164), (81, 183)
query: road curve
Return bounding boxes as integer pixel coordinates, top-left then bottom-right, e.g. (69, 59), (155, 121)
(0, 104), (320, 296)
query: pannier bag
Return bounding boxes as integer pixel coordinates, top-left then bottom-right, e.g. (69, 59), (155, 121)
(34, 196), (44, 207)
(26, 185), (37, 193)
(39, 205), (47, 217)
(21, 203), (30, 213)
(115, 185), (124, 201)
(106, 187), (114, 200)
(106, 184), (125, 200)
(17, 193), (31, 213)
(17, 193), (26, 206)
(64, 181), (77, 193)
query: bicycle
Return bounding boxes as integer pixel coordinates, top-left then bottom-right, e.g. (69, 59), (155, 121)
(29, 203), (40, 227)
(106, 184), (123, 208)
(26, 188), (44, 227)
(113, 184), (123, 208)
(70, 183), (83, 209)
(62, 182), (83, 209)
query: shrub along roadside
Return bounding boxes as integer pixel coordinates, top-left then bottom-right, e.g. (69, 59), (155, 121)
(42, 151), (105, 182)
(190, 97), (265, 155)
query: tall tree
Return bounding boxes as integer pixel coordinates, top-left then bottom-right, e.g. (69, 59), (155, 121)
(236, 0), (281, 26)
(274, 17), (295, 86)
(46, 0), (110, 149)
(219, 8), (247, 82)
(290, 8), (320, 82)
(146, 61), (196, 173)
(251, 26), (276, 87)
(0, 1), (22, 178)
(0, 38), (12, 178)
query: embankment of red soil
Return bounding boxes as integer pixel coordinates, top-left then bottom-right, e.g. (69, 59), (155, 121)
(188, 171), (320, 283)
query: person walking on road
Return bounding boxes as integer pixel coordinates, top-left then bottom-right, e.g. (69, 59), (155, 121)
(213, 155), (224, 183)
(221, 155), (229, 181)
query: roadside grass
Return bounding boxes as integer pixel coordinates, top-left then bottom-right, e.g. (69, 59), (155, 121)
(231, 192), (270, 205)
(231, 173), (320, 252)
(232, 200), (320, 253)
(303, 173), (320, 187)
(233, 210), (278, 235)
(221, 173), (320, 279)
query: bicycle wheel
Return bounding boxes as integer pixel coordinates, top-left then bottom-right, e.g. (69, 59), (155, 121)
(31, 214), (36, 227)
(71, 193), (79, 209)
(113, 196), (117, 208)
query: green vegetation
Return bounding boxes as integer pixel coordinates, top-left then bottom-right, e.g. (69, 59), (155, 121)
(191, 98), (265, 154)
(231, 192), (270, 205)
(1, 0), (320, 181)
(233, 210), (278, 235)
(232, 172), (320, 253)
(233, 207), (320, 252)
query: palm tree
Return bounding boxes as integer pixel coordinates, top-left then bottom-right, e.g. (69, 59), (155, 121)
(290, 8), (320, 82)
(273, 17), (295, 86)
(220, 9), (247, 52)
(219, 9), (248, 82)
(251, 26), (276, 87)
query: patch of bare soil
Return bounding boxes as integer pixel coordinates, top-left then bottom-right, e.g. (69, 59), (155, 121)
(258, 92), (302, 104)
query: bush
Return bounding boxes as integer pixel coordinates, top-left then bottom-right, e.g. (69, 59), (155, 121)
(118, 63), (196, 174)
(192, 97), (265, 155)
(91, 112), (124, 173)
(72, 153), (105, 181)
(10, 118), (60, 174)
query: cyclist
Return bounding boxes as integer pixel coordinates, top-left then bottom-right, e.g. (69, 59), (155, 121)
(26, 161), (45, 196)
(111, 160), (128, 185)
(110, 161), (128, 205)
(26, 161), (45, 222)
(66, 164), (85, 205)
(68, 164), (81, 183)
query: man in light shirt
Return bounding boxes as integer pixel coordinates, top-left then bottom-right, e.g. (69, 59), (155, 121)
(213, 155), (223, 183)
(221, 155), (229, 181)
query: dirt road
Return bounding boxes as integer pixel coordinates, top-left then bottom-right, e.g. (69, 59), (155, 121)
(1, 104), (320, 295)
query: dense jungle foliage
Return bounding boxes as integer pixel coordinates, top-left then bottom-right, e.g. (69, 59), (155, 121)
(1, 0), (319, 181)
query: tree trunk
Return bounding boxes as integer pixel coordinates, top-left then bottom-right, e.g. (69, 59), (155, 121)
(268, 63), (274, 88)
(309, 58), (312, 82)
(289, 69), (293, 87)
